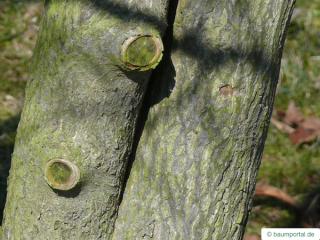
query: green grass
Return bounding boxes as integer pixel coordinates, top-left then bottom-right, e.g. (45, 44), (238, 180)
(247, 0), (320, 233)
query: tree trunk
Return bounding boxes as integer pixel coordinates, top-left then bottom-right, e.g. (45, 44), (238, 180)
(113, 0), (295, 239)
(1, 0), (295, 239)
(2, 0), (168, 239)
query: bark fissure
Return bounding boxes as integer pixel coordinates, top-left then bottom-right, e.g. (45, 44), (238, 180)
(118, 0), (179, 207)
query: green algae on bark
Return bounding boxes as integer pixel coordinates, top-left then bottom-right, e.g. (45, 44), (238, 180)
(113, 0), (295, 239)
(2, 0), (169, 239)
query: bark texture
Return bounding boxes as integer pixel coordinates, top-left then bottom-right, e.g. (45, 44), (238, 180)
(113, 0), (295, 239)
(2, 0), (169, 239)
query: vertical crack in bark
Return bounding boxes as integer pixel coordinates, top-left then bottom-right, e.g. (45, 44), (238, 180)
(117, 0), (179, 208)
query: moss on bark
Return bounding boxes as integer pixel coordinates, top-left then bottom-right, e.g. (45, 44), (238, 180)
(113, 0), (295, 239)
(2, 0), (295, 239)
(2, 0), (169, 239)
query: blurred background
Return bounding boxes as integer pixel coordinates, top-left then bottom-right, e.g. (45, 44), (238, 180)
(0, 1), (319, 239)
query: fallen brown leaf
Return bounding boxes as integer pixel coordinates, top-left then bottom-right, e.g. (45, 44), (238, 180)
(273, 102), (320, 144)
(255, 183), (297, 208)
(301, 117), (320, 131)
(271, 117), (295, 134)
(244, 234), (260, 240)
(284, 101), (304, 126)
(289, 127), (319, 145)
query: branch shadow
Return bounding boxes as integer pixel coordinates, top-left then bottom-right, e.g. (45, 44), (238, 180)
(90, 0), (278, 79)
(58, 0), (281, 120)
(299, 187), (320, 227)
(92, 0), (167, 30)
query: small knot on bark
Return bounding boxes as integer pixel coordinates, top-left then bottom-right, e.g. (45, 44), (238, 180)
(219, 84), (234, 97)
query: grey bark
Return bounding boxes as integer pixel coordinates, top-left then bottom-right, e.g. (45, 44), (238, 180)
(2, 0), (168, 239)
(113, 0), (295, 239)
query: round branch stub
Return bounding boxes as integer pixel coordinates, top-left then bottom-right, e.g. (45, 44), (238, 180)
(121, 34), (163, 71)
(44, 159), (80, 191)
